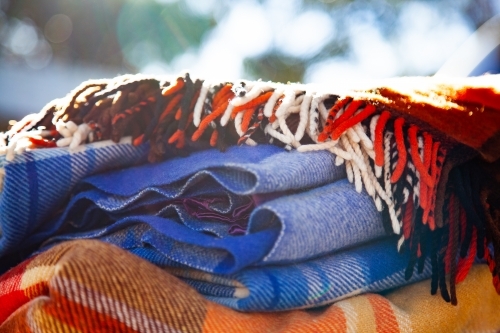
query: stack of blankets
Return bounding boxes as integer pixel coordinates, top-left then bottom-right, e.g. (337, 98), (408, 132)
(0, 73), (499, 332)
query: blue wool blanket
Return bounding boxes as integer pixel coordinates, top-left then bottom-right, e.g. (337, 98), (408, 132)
(38, 144), (386, 269)
(1, 142), (433, 311)
(44, 233), (432, 311)
(0, 139), (148, 261)
(149, 237), (432, 311)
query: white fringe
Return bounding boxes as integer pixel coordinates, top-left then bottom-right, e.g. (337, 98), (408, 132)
(2, 76), (407, 236)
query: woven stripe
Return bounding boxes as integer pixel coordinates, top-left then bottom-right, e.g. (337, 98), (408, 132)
(368, 294), (400, 333)
(0, 140), (148, 261)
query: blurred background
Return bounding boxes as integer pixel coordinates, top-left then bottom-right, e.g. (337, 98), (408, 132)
(0, 0), (499, 130)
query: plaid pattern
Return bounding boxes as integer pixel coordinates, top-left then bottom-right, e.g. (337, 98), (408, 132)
(0, 74), (499, 330)
(152, 237), (434, 311)
(36, 145), (384, 277)
(0, 138), (148, 261)
(1, 240), (499, 332)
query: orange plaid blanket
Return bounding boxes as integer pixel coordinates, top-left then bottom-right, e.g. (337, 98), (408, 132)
(1, 239), (499, 332)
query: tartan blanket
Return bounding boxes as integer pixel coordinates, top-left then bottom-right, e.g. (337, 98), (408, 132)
(1, 240), (499, 332)
(0, 139), (149, 272)
(133, 237), (432, 311)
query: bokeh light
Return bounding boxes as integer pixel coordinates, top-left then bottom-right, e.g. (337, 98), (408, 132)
(44, 14), (73, 44)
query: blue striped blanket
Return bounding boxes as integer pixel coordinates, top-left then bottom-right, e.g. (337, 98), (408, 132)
(0, 138), (148, 265)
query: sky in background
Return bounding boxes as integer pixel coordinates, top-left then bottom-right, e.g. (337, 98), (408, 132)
(0, 0), (499, 124)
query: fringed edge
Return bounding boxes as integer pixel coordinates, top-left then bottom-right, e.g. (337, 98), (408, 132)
(1, 72), (498, 303)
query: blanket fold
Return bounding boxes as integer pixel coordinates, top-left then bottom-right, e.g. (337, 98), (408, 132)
(34, 145), (385, 282)
(158, 237), (432, 311)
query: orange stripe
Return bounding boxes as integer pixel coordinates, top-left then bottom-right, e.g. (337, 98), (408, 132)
(331, 104), (377, 140)
(319, 97), (353, 142)
(241, 108), (255, 133)
(367, 294), (400, 333)
(0, 304), (33, 332)
(161, 77), (184, 96)
(192, 101), (230, 141)
(231, 91), (273, 115)
(159, 94), (183, 123)
(210, 130), (218, 147)
(329, 100), (364, 134)
(212, 84), (234, 109)
(203, 302), (348, 333)
(390, 117), (407, 183)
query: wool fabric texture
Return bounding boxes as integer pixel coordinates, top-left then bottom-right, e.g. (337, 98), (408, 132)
(0, 139), (148, 270)
(128, 237), (432, 311)
(1, 240), (499, 333)
(1, 72), (500, 309)
(36, 145), (386, 272)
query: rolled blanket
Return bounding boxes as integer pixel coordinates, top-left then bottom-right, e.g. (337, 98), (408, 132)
(1, 240), (499, 332)
(1, 72), (500, 306)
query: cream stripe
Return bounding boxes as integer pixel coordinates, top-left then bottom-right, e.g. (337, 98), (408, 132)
(20, 265), (55, 290)
(389, 301), (412, 333)
(28, 296), (52, 333)
(346, 296), (378, 333)
(335, 299), (359, 333)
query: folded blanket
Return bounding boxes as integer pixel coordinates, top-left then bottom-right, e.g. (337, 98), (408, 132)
(15, 141), (433, 311)
(1, 240), (499, 332)
(35, 145), (386, 273)
(0, 138), (148, 267)
(134, 237), (432, 311)
(1, 73), (500, 307)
